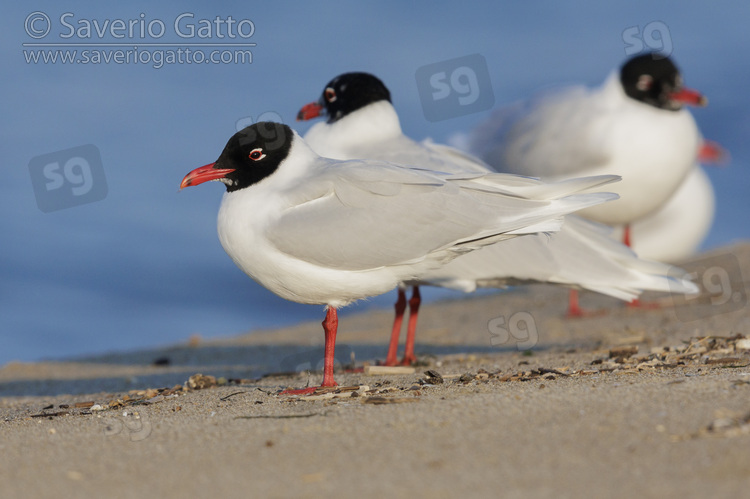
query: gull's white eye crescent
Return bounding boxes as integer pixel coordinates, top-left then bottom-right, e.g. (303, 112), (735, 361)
(324, 87), (337, 102)
(248, 148), (266, 161)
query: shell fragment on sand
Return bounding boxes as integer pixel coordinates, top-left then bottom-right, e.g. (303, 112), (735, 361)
(363, 366), (416, 375)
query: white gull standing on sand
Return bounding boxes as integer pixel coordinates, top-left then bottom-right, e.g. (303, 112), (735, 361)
(180, 122), (642, 391)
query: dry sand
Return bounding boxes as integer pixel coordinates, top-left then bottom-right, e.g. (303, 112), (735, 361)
(2, 243), (750, 498)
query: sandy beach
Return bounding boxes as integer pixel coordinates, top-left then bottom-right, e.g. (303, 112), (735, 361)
(2, 243), (749, 498)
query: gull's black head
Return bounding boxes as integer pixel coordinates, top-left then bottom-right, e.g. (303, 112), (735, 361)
(297, 72), (392, 123)
(619, 54), (705, 111)
(180, 122), (293, 193)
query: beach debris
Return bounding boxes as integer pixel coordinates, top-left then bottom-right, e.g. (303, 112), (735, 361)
(9, 385), (184, 423)
(488, 335), (750, 383)
(364, 397), (418, 405)
(220, 391), (249, 401)
(187, 373), (217, 390)
(141, 395), (164, 405)
(10, 334), (748, 424)
(256, 387), (279, 396)
(369, 386), (398, 394)
(609, 346), (638, 359)
(31, 411), (70, 418)
(136, 389), (159, 399)
(423, 370), (444, 384)
(237, 411), (330, 419)
(284, 385), (370, 401)
(705, 357), (746, 366)
(19, 386), (186, 422)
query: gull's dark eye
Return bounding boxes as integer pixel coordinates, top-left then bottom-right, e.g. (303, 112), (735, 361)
(248, 148), (266, 161)
(324, 87), (337, 102)
(636, 74), (654, 92)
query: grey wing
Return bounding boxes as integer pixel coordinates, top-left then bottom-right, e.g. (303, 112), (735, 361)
(265, 161), (592, 272)
(420, 139), (493, 174)
(352, 134), (491, 175)
(266, 164), (476, 271)
(468, 86), (615, 178)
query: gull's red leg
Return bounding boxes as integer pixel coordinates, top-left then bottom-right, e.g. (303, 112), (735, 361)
(281, 307), (339, 395)
(384, 288), (407, 366)
(320, 307), (339, 387)
(566, 288), (607, 318)
(623, 224), (632, 248)
(401, 286), (421, 365)
(566, 289), (584, 318)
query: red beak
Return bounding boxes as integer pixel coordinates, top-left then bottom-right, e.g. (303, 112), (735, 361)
(296, 101), (324, 121)
(180, 163), (236, 189)
(669, 87), (708, 107)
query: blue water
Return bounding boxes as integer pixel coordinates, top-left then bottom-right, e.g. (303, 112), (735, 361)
(2, 1), (749, 365)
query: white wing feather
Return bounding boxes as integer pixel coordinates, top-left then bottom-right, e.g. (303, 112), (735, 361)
(416, 215), (698, 298)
